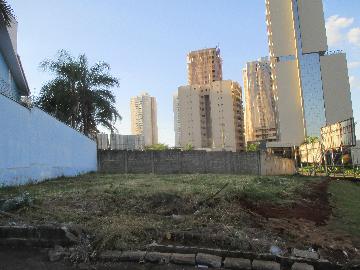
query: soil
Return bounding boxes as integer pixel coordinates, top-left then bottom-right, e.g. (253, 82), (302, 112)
(239, 180), (332, 225)
(158, 180), (359, 264)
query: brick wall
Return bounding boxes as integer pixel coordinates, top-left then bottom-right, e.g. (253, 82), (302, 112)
(98, 150), (295, 175)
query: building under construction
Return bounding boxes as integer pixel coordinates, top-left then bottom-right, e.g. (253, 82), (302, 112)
(243, 57), (277, 145)
(187, 47), (222, 85)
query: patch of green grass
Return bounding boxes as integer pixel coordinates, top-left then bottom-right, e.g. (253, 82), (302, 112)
(328, 180), (360, 237)
(0, 173), (320, 250)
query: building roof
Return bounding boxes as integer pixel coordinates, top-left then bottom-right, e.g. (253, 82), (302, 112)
(0, 17), (30, 96)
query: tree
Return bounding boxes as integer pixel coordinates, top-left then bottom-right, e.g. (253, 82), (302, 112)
(35, 50), (121, 137)
(304, 136), (319, 144)
(247, 143), (259, 152)
(145, 144), (169, 151)
(0, 0), (13, 27)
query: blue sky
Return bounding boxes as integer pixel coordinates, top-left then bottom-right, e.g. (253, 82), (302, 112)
(8, 0), (360, 146)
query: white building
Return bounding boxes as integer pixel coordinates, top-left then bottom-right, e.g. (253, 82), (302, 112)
(173, 92), (181, 147)
(130, 92), (158, 146)
(243, 57), (277, 144)
(177, 80), (245, 152)
(266, 0), (353, 147)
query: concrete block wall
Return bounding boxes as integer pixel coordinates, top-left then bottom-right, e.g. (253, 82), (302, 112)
(98, 150), (295, 176)
(0, 94), (97, 186)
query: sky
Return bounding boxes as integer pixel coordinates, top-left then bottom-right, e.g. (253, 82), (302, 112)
(7, 0), (360, 146)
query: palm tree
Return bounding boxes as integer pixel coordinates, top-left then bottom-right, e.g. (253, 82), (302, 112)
(0, 0), (13, 27)
(36, 50), (121, 137)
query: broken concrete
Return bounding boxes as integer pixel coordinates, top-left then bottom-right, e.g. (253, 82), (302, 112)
(170, 253), (196, 265)
(292, 249), (319, 260)
(291, 262), (314, 270)
(196, 253), (222, 268)
(223, 257), (251, 269)
(252, 260), (281, 270)
(145, 252), (171, 264)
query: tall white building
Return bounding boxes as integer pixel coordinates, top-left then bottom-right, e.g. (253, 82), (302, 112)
(173, 93), (181, 147)
(130, 92), (158, 146)
(266, 0), (353, 147)
(243, 57), (277, 144)
(178, 80), (245, 152)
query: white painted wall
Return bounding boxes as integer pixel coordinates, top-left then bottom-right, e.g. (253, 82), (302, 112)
(0, 94), (97, 186)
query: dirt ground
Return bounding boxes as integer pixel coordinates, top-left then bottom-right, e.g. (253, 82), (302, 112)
(0, 174), (359, 266)
(158, 180), (358, 264)
(239, 180), (331, 224)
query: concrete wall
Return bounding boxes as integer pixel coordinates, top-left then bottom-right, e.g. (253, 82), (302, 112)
(0, 94), (97, 186)
(98, 150), (296, 176)
(260, 152), (296, 175)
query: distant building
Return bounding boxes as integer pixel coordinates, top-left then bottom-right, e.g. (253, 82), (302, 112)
(130, 92), (158, 146)
(178, 80), (245, 152)
(0, 16), (29, 101)
(187, 47), (222, 85)
(173, 92), (181, 147)
(266, 0), (353, 147)
(97, 134), (145, 150)
(243, 57), (277, 144)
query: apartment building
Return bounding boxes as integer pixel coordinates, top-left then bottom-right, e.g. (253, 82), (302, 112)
(130, 92), (158, 146)
(265, 0), (353, 147)
(243, 57), (277, 144)
(187, 47), (222, 85)
(173, 93), (181, 147)
(178, 80), (245, 152)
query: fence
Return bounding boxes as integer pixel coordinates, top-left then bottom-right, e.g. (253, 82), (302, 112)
(98, 150), (296, 176)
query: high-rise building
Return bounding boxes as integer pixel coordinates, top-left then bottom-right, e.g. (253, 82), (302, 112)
(173, 93), (181, 147)
(187, 47), (222, 85)
(243, 57), (277, 144)
(265, 0), (353, 147)
(130, 92), (158, 146)
(178, 80), (245, 152)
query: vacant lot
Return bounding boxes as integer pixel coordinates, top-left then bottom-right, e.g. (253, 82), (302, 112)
(0, 174), (359, 261)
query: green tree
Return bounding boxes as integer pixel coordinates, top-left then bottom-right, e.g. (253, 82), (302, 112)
(304, 136), (319, 144)
(145, 144), (169, 151)
(184, 143), (194, 151)
(247, 143), (259, 152)
(35, 50), (121, 137)
(0, 0), (13, 27)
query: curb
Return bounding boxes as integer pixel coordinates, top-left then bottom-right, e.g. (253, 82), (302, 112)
(97, 248), (352, 270)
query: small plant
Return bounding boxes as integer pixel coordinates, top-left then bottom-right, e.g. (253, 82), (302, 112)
(184, 143), (194, 151)
(145, 143), (169, 151)
(247, 143), (259, 152)
(304, 136), (319, 144)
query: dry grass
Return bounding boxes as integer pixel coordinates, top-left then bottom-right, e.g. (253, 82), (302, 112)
(0, 173), (330, 250)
